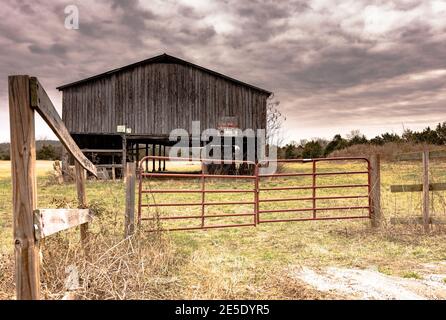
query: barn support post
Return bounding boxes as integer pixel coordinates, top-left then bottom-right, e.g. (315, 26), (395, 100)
(127, 143), (130, 161)
(134, 143), (137, 161)
(75, 161), (89, 253)
(111, 155), (116, 181)
(122, 134), (127, 182)
(220, 136), (224, 164)
(145, 144), (149, 172)
(370, 154), (382, 228)
(9, 75), (41, 300)
(124, 162), (136, 237)
(152, 143), (155, 171)
(163, 145), (166, 171)
(422, 150), (430, 233)
(158, 144), (161, 171)
(136, 143), (141, 167)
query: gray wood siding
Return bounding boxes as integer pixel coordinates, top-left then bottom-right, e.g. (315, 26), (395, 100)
(62, 62), (268, 135)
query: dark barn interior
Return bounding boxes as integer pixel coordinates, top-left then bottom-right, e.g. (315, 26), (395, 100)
(57, 53), (271, 178)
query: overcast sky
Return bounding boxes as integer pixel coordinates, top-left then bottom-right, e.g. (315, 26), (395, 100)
(1, 0), (445, 143)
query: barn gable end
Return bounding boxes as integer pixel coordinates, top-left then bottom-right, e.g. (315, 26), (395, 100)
(59, 54), (271, 135)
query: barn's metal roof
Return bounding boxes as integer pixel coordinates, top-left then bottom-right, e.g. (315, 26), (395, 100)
(56, 53), (272, 95)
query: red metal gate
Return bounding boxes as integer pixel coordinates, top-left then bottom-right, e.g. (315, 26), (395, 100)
(137, 156), (258, 231)
(257, 157), (371, 223)
(137, 156), (372, 231)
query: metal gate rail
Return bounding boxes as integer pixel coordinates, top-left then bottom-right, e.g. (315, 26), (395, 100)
(138, 156), (372, 231)
(257, 157), (371, 223)
(137, 156), (257, 231)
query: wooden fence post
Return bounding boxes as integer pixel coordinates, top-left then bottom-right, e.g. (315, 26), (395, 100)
(9, 75), (41, 300)
(422, 150), (430, 233)
(124, 162), (136, 237)
(370, 154), (382, 228)
(61, 147), (70, 182)
(75, 161), (89, 247)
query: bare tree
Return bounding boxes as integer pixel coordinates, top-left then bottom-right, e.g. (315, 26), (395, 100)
(266, 94), (286, 146)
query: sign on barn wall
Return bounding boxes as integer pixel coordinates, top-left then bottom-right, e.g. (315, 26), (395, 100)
(117, 125), (133, 134)
(218, 116), (239, 136)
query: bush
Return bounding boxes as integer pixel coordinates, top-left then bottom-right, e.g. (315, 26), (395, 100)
(302, 141), (323, 158)
(0, 152), (10, 160)
(328, 142), (446, 161)
(323, 134), (348, 156)
(36, 144), (59, 160)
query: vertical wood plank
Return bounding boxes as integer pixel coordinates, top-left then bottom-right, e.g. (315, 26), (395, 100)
(61, 146), (70, 182)
(9, 75), (40, 300)
(75, 161), (89, 246)
(111, 163), (116, 181)
(370, 154), (382, 228)
(124, 162), (136, 237)
(422, 150), (430, 232)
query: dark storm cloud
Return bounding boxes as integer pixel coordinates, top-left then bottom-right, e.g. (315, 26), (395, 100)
(110, 0), (157, 30)
(177, 5), (203, 19)
(392, 0), (421, 11)
(0, 0), (445, 142)
(224, 0), (300, 46)
(18, 3), (35, 15)
(236, 0), (293, 19)
(179, 26), (216, 43)
(265, 23), (444, 93)
(28, 43), (68, 56)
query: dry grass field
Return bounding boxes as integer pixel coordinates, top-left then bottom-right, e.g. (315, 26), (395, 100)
(1, 159), (446, 299)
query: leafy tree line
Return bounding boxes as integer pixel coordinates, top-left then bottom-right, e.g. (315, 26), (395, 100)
(0, 141), (62, 160)
(278, 122), (446, 159)
(35, 144), (61, 160)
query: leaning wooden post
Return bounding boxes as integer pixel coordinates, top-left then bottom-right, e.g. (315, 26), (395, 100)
(9, 75), (41, 300)
(422, 150), (430, 233)
(75, 161), (89, 247)
(370, 154), (382, 228)
(124, 162), (136, 237)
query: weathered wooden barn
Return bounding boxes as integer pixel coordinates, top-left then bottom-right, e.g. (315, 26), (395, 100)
(57, 53), (271, 177)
